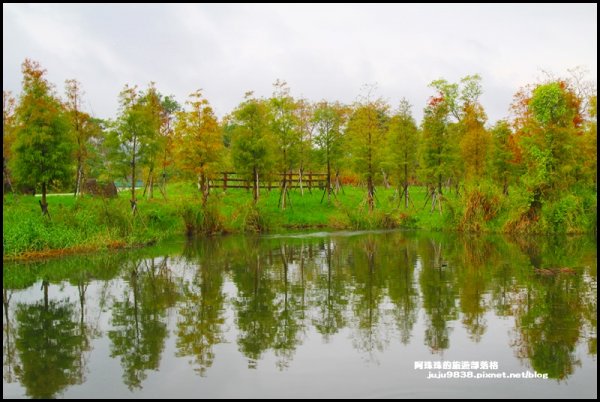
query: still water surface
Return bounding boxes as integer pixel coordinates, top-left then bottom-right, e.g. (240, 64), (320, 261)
(3, 230), (597, 398)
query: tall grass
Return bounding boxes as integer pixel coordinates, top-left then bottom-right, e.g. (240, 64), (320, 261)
(3, 192), (182, 257)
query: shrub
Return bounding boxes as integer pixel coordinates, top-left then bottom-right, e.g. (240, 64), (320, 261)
(502, 188), (542, 234)
(178, 199), (226, 236)
(242, 203), (270, 233)
(397, 212), (418, 229)
(543, 194), (588, 234)
(447, 182), (503, 232)
(200, 201), (225, 235)
(179, 203), (202, 236)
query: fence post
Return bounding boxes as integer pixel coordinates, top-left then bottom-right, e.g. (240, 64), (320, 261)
(223, 172), (228, 191)
(308, 171), (312, 190)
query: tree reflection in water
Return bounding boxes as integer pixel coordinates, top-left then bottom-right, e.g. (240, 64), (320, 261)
(15, 281), (85, 399)
(108, 257), (178, 389)
(3, 231), (596, 395)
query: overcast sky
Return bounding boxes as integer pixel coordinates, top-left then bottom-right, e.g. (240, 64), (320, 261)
(3, 4), (597, 125)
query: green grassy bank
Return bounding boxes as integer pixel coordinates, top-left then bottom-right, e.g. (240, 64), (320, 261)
(3, 182), (596, 260)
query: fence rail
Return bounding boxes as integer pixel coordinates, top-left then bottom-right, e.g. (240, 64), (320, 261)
(208, 171), (328, 191)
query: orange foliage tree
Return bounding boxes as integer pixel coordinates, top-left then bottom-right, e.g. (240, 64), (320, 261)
(174, 90), (223, 205)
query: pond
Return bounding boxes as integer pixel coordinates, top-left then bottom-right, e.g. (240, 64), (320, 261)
(3, 230), (597, 398)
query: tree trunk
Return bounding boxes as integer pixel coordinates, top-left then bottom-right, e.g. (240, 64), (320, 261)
(3, 160), (13, 196)
(334, 169), (341, 194)
(74, 162), (83, 198)
(381, 168), (390, 189)
(326, 159), (331, 202)
(403, 164), (409, 209)
(253, 166), (259, 203)
(143, 169), (150, 196)
(142, 166), (155, 199)
(42, 181), (47, 209)
(161, 146), (169, 198)
(367, 174), (374, 212)
(40, 181), (49, 217)
(199, 173), (208, 206)
(74, 119), (83, 197)
(131, 137), (137, 214)
(280, 169), (287, 209)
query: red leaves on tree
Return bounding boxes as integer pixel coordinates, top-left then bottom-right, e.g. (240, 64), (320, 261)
(428, 95), (444, 108)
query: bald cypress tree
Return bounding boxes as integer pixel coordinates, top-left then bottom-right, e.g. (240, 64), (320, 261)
(387, 99), (419, 208)
(346, 95), (389, 212)
(230, 93), (276, 203)
(11, 59), (73, 216)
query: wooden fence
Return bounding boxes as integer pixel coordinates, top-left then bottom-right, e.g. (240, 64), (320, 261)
(208, 172), (328, 191)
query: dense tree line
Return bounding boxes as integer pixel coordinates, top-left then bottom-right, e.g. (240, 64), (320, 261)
(3, 59), (597, 223)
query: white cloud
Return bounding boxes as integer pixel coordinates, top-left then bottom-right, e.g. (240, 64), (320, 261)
(3, 4), (597, 124)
